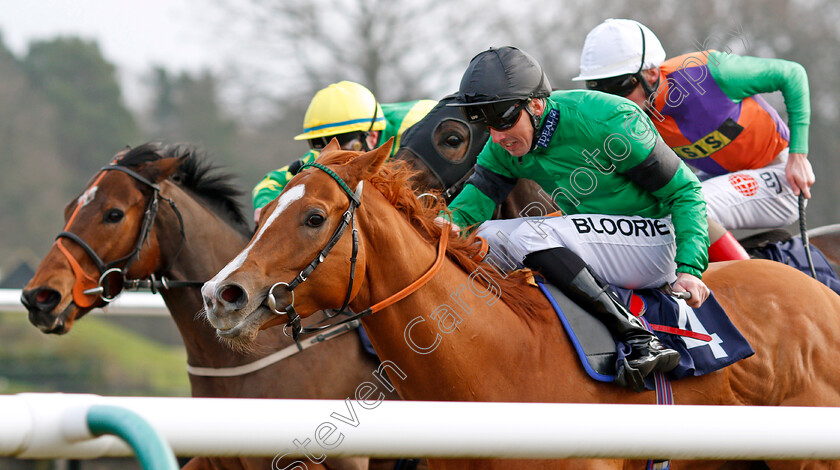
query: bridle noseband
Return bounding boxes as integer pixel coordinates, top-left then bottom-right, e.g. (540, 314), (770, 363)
(56, 164), (200, 308)
(268, 161), (450, 340)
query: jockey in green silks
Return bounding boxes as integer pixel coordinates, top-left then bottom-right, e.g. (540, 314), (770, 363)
(444, 46), (710, 392)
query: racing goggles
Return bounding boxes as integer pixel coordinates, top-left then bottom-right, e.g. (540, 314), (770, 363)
(308, 132), (367, 151)
(462, 99), (529, 131)
(586, 73), (640, 97)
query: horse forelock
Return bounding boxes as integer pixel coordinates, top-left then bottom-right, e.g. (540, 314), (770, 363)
(316, 153), (547, 322)
(113, 143), (249, 233)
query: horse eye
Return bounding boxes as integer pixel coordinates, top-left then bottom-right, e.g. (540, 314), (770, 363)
(306, 214), (325, 227)
(103, 209), (124, 223)
(444, 134), (463, 147)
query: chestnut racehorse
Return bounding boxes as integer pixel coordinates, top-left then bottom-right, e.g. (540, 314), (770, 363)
(203, 140), (840, 470)
(21, 143), (403, 470)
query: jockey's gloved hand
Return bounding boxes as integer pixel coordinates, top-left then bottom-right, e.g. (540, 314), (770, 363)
(673, 272), (709, 308)
(434, 216), (460, 233)
(289, 159), (305, 176)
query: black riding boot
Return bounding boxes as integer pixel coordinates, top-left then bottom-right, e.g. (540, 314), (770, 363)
(524, 248), (681, 392)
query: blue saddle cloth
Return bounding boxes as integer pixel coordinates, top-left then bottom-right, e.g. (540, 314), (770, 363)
(539, 281), (755, 390)
(750, 238), (840, 296)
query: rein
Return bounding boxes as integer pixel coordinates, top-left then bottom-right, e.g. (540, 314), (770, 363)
(55, 165), (202, 308)
(187, 319), (362, 377)
(269, 161), (450, 340)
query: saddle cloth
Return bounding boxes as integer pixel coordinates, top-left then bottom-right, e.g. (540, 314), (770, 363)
(749, 238), (840, 296)
(537, 281), (755, 391)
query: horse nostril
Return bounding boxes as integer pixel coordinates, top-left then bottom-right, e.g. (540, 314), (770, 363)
(218, 284), (247, 309)
(22, 288), (60, 311)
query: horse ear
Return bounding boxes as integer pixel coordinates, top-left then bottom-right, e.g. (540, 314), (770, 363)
(323, 138), (342, 153)
(141, 156), (187, 183)
(349, 137), (393, 181)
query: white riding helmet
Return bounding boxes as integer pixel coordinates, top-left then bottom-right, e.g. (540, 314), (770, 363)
(573, 19), (666, 81)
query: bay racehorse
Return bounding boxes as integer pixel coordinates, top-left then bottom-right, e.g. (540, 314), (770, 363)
(202, 140), (840, 470)
(20, 143), (406, 470)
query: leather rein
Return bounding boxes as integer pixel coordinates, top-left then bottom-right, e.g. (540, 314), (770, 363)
(56, 165), (201, 308)
(266, 162), (449, 340)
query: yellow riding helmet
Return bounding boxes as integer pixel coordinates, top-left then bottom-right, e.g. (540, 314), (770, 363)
(294, 81), (386, 140)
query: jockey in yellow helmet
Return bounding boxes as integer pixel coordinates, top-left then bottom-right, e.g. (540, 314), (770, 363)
(252, 81), (436, 222)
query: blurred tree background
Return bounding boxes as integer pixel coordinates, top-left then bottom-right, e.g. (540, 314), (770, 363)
(1, 0), (839, 269)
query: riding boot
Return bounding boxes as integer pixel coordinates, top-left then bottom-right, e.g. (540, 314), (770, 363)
(524, 248), (681, 392)
(708, 231), (750, 262)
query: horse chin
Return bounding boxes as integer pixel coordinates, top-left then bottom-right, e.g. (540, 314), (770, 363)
(32, 303), (78, 335)
(214, 304), (274, 348)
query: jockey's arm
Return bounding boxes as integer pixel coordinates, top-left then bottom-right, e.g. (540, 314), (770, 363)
(708, 51), (810, 154)
(252, 151), (320, 223)
(446, 164), (518, 232)
(708, 51), (813, 197)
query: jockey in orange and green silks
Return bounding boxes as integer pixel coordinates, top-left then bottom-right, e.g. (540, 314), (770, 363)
(577, 19), (813, 262)
(252, 81), (436, 214)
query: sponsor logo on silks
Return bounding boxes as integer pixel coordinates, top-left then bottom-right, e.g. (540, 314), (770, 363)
(672, 118), (744, 160)
(728, 173), (758, 197)
(536, 109), (560, 149)
(571, 216), (671, 237)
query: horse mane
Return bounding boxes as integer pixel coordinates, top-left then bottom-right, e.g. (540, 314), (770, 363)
(320, 151), (547, 322)
(115, 143), (251, 234)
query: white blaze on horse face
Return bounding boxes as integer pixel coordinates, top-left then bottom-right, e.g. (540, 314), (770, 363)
(207, 184), (306, 288)
(77, 186), (98, 208)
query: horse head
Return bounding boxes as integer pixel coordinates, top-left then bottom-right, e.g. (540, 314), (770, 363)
(202, 138), (397, 348)
(22, 144), (204, 334)
(393, 94), (489, 201)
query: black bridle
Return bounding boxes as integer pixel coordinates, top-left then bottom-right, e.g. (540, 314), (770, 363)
(265, 162), (367, 340)
(56, 165), (202, 305)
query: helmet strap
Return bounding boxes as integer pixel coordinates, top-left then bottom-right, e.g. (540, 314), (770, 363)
(633, 23), (659, 104)
(527, 99), (544, 153)
(640, 72), (661, 106)
(360, 101), (380, 152)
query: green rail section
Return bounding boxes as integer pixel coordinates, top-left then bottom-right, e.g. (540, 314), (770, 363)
(86, 404), (178, 470)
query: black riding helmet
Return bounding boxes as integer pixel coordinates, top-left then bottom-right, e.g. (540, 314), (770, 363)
(449, 47), (551, 149)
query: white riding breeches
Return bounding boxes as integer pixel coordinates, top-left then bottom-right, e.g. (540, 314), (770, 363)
(701, 149), (799, 230)
(477, 214), (677, 290)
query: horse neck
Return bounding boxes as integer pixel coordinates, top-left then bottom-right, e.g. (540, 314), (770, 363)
(153, 183), (279, 374)
(350, 192), (566, 402)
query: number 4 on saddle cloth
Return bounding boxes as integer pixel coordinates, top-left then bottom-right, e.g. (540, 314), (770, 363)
(536, 279), (755, 391)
